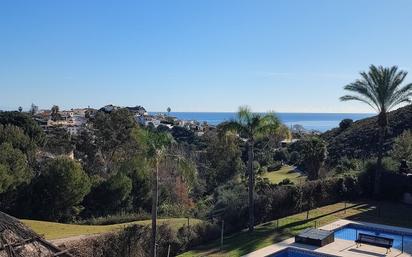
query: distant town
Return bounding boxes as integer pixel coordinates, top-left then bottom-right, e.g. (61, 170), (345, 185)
(21, 104), (323, 155)
(27, 104), (213, 137)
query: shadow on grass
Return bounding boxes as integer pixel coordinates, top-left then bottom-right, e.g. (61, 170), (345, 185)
(345, 200), (412, 228)
(187, 203), (367, 256)
(279, 202), (367, 230)
(183, 201), (412, 256)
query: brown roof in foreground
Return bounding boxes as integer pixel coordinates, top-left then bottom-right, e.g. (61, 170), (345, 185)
(0, 211), (74, 257)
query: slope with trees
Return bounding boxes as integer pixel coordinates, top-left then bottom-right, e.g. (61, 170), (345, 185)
(339, 65), (412, 195)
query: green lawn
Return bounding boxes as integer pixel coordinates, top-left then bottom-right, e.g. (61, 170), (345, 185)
(179, 201), (412, 257)
(262, 165), (306, 184)
(22, 218), (202, 240)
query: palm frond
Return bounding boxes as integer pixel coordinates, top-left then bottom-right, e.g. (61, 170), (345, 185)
(359, 71), (380, 101)
(220, 120), (248, 136)
(388, 83), (412, 109)
(343, 81), (379, 110)
(254, 112), (282, 139)
(341, 65), (412, 113)
(340, 95), (378, 111)
(237, 105), (253, 126)
(388, 93), (412, 110)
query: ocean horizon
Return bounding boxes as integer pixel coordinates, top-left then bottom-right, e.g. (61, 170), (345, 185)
(150, 112), (374, 132)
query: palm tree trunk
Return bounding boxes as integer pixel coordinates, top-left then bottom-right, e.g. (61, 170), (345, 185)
(374, 125), (385, 197)
(151, 159), (159, 257)
(374, 111), (388, 197)
(247, 141), (254, 232)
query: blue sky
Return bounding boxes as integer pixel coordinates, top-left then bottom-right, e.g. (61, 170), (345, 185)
(1, 0), (411, 113)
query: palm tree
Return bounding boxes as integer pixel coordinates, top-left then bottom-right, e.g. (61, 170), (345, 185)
(221, 106), (281, 232)
(51, 105), (60, 121)
(340, 65), (412, 196)
(138, 129), (196, 257)
(300, 137), (327, 180)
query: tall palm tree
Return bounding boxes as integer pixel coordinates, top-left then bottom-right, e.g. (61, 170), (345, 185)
(222, 106), (281, 232)
(138, 129), (196, 257)
(340, 65), (412, 196)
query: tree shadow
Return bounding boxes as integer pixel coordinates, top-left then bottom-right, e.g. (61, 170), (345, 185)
(348, 248), (387, 257)
(184, 201), (412, 256)
(343, 200), (412, 228)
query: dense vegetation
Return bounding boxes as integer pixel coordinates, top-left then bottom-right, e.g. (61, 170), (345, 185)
(322, 104), (412, 164)
(1, 94), (412, 256)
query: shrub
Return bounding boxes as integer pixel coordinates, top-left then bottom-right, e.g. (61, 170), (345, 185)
(334, 157), (361, 174)
(158, 203), (190, 217)
(76, 211), (150, 225)
(289, 151), (300, 165)
(67, 222), (220, 257)
(190, 221), (220, 245)
(176, 221), (220, 249)
(273, 149), (290, 163)
(257, 173), (363, 227)
(267, 162), (282, 172)
(339, 119), (353, 130)
(391, 130), (412, 163)
(211, 182), (248, 232)
(278, 178), (293, 186)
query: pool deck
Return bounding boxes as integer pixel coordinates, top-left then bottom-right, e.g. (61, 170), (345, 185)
(243, 219), (412, 257)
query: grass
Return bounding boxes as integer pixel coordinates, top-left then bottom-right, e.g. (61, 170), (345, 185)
(22, 218), (202, 240)
(179, 201), (412, 257)
(262, 165), (306, 184)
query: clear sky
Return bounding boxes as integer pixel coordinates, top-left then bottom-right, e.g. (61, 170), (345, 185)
(1, 0), (411, 113)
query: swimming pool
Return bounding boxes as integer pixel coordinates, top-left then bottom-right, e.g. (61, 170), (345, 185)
(334, 223), (412, 252)
(267, 247), (338, 257)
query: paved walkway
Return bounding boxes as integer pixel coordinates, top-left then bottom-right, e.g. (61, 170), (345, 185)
(243, 220), (412, 257)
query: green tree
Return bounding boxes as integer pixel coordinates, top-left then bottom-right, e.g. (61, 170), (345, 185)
(83, 172), (132, 216)
(92, 108), (138, 173)
(119, 156), (151, 211)
(18, 106), (23, 112)
(73, 128), (102, 175)
(0, 143), (32, 193)
(392, 130), (412, 163)
(200, 131), (244, 192)
(340, 65), (412, 195)
(104, 172), (132, 207)
(34, 157), (91, 221)
(299, 137), (327, 180)
(221, 106), (281, 232)
(44, 127), (73, 155)
(0, 124), (36, 158)
(167, 107), (171, 115)
(0, 111), (45, 145)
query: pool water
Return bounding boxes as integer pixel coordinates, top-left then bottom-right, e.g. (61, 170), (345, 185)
(335, 224), (412, 252)
(268, 248), (337, 257)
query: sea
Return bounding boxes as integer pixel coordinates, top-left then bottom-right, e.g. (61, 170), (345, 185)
(150, 112), (373, 132)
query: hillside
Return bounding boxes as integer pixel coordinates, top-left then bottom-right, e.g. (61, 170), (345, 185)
(321, 104), (412, 163)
